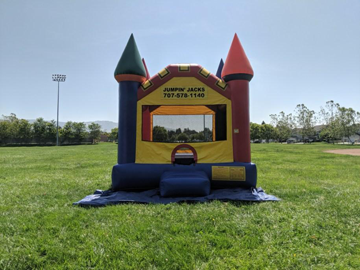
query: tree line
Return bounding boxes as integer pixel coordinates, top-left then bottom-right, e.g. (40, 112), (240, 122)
(152, 126), (212, 142)
(2, 100), (359, 146)
(252, 101), (360, 144)
(107, 127), (213, 143)
(0, 113), (102, 146)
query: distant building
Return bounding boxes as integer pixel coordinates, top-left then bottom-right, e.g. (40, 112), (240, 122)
(290, 124), (326, 142)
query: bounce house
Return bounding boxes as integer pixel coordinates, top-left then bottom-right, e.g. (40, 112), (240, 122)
(75, 34), (279, 205)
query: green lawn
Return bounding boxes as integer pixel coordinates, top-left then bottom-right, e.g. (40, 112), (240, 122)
(0, 143), (359, 269)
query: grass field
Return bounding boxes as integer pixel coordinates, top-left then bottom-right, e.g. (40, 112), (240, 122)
(0, 143), (359, 269)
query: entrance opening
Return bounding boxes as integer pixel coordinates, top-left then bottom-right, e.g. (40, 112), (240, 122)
(142, 105), (227, 142)
(171, 144), (197, 165)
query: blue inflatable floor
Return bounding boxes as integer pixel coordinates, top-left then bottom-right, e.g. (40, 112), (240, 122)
(74, 187), (280, 206)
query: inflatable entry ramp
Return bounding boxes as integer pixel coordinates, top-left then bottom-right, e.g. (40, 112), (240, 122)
(160, 171), (210, 197)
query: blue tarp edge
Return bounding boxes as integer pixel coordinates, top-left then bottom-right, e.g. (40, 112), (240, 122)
(73, 187), (280, 206)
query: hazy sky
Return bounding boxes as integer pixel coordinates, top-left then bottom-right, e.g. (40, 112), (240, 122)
(1, 0), (359, 125)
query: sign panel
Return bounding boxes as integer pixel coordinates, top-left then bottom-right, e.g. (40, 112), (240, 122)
(212, 166), (246, 181)
(161, 86), (208, 100)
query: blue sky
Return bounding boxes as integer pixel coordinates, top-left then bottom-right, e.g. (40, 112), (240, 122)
(1, 0), (359, 125)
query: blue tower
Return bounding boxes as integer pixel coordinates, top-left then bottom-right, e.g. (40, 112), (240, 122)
(114, 34), (146, 164)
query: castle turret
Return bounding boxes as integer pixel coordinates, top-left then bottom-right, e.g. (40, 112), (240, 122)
(114, 34), (146, 164)
(222, 34), (254, 163)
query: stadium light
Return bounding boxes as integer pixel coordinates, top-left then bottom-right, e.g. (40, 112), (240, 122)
(52, 74), (66, 146)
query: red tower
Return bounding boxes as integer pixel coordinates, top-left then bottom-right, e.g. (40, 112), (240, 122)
(222, 34), (254, 163)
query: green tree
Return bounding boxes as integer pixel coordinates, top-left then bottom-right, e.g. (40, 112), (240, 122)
(109, 128), (118, 142)
(2, 113), (20, 143)
(61, 121), (74, 143)
(44, 120), (57, 144)
(294, 104), (316, 143)
(250, 122), (262, 141)
(2, 113), (18, 123)
(272, 127), (280, 143)
(183, 128), (197, 137)
(88, 122), (102, 143)
(169, 134), (177, 142)
(261, 124), (276, 143)
(73, 122), (87, 143)
(319, 100), (341, 143)
(177, 132), (189, 142)
(18, 119), (33, 143)
(167, 130), (176, 141)
(190, 134), (197, 142)
(319, 101), (360, 144)
(196, 132), (205, 141)
(337, 107), (360, 144)
(319, 127), (332, 143)
(33, 118), (47, 144)
(270, 111), (294, 143)
(153, 126), (168, 142)
(0, 120), (11, 144)
(203, 127), (213, 142)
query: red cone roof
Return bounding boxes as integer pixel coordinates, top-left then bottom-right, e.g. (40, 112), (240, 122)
(222, 34), (253, 78)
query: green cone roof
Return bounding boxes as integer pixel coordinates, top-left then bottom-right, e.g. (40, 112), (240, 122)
(114, 34), (146, 77)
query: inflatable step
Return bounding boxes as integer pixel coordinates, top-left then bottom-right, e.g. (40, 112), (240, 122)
(160, 171), (210, 197)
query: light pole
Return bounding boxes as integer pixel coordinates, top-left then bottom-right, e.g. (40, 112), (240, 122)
(52, 74), (66, 146)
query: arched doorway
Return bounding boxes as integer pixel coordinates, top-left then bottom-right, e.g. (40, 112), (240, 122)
(171, 144), (198, 165)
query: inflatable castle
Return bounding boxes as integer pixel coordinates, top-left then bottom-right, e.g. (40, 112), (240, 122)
(111, 33), (257, 197)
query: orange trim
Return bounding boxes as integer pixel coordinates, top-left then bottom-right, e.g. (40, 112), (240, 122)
(176, 149), (193, 153)
(151, 105), (215, 116)
(150, 113), (153, 141)
(115, 74), (146, 83)
(212, 115), (216, 141)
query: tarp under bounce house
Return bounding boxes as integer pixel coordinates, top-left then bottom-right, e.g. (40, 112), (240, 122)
(74, 33), (279, 206)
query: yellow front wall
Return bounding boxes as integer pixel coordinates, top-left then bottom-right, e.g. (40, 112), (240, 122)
(136, 77), (233, 164)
